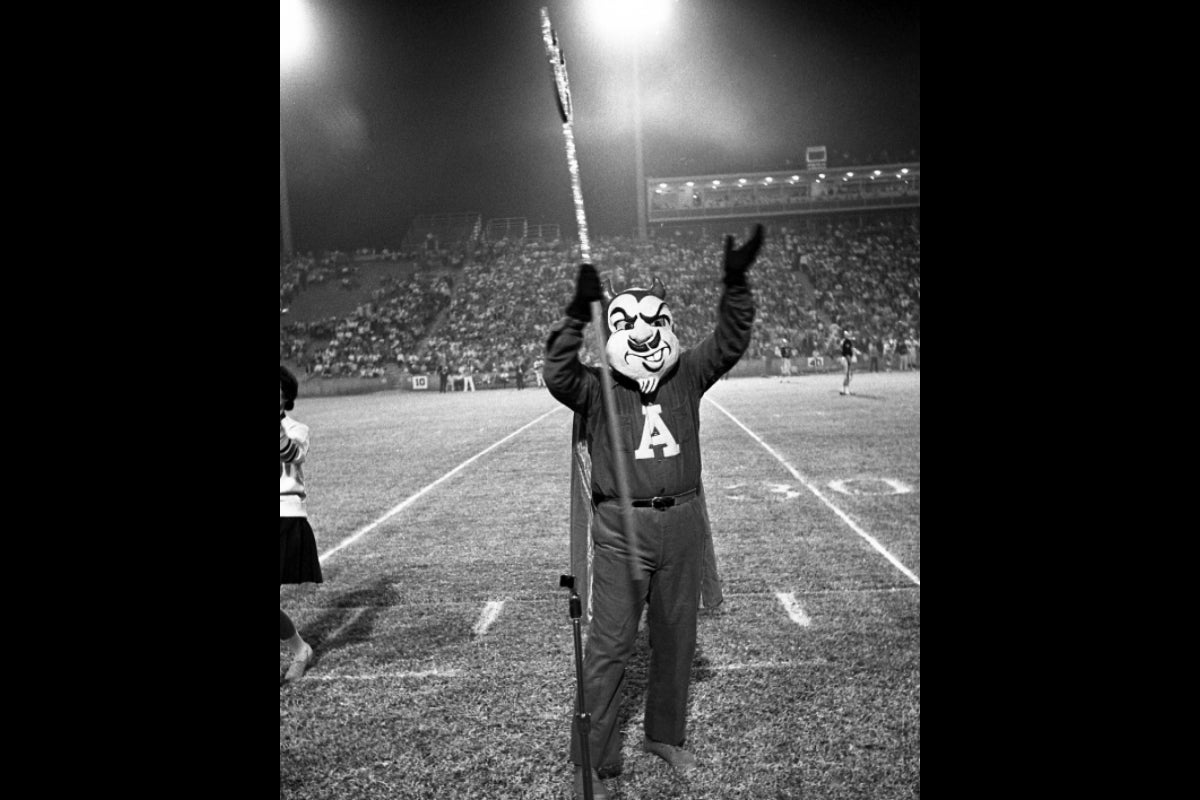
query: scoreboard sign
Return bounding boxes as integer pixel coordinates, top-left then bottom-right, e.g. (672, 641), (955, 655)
(805, 145), (827, 170)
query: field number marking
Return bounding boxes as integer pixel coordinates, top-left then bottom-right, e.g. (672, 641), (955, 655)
(704, 397), (920, 587)
(767, 483), (802, 500)
(828, 478), (913, 496)
(775, 592), (812, 627)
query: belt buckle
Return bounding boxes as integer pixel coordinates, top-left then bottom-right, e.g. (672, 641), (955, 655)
(651, 496), (673, 510)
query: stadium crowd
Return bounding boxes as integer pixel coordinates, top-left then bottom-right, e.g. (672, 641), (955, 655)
(279, 252), (367, 311)
(282, 271), (453, 379)
(279, 215), (920, 384)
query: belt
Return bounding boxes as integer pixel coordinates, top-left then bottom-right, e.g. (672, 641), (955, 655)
(595, 488), (698, 510)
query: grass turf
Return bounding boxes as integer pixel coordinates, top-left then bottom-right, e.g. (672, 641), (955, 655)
(281, 371), (919, 799)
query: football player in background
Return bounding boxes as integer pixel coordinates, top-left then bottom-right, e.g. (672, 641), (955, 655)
(840, 329), (858, 395)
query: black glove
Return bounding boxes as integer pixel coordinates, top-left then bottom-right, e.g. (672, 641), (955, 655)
(566, 263), (602, 322)
(723, 224), (765, 287)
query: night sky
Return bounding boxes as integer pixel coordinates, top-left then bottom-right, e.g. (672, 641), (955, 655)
(280, 0), (920, 253)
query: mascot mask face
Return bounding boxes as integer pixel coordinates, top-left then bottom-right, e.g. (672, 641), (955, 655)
(604, 278), (680, 395)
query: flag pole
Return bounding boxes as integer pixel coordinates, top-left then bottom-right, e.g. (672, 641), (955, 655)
(542, 15), (644, 798)
(541, 9), (640, 597)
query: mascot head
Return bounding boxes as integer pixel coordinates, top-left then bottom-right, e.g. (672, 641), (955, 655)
(603, 277), (680, 395)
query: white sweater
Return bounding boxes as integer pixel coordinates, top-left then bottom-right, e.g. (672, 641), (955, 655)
(279, 415), (309, 518)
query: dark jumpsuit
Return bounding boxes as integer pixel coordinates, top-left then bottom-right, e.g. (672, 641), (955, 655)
(545, 282), (754, 771)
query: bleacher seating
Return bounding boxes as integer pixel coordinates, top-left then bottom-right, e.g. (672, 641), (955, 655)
(280, 213), (919, 382)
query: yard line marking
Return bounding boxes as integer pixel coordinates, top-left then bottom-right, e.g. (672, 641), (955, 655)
(775, 592), (812, 627)
(319, 407), (562, 563)
(322, 607), (367, 646)
(712, 661), (820, 672)
(306, 662), (840, 682)
(704, 397), (921, 587)
(298, 585), (917, 613)
(306, 669), (463, 681)
(472, 600), (506, 637)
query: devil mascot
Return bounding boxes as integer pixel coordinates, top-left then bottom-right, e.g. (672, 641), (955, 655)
(544, 225), (764, 798)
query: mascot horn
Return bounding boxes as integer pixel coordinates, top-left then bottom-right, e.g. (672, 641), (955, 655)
(602, 277), (678, 395)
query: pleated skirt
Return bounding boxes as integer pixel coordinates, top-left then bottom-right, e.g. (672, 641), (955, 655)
(280, 517), (324, 585)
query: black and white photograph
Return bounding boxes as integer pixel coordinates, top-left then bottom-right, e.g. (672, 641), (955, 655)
(281, 1), (919, 797)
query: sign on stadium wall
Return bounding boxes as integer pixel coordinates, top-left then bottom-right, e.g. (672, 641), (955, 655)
(806, 145), (827, 170)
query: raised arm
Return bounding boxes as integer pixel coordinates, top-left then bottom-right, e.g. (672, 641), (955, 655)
(544, 263), (603, 414)
(686, 225), (763, 391)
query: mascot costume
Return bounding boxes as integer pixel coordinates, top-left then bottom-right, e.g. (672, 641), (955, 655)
(544, 225), (764, 795)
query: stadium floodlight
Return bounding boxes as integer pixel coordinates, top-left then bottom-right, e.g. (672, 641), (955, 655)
(586, 0), (676, 43)
(280, 0), (313, 258)
(586, 0), (676, 239)
(280, 0), (311, 68)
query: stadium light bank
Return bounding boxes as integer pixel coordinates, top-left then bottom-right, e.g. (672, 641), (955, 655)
(279, 0), (313, 258)
(586, 0), (678, 240)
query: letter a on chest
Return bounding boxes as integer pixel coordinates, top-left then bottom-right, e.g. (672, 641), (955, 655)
(635, 403), (681, 460)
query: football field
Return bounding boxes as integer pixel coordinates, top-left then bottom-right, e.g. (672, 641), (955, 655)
(280, 371), (920, 799)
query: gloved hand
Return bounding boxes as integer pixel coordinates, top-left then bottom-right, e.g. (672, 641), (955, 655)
(723, 224), (765, 287)
(566, 263), (602, 322)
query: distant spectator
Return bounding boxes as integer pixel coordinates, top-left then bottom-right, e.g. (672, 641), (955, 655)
(896, 336), (910, 371)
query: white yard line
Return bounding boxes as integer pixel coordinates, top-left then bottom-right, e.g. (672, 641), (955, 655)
(711, 661), (820, 672)
(704, 397), (921, 587)
(319, 407), (561, 563)
(775, 592), (812, 627)
(304, 663), (828, 681)
(323, 607), (367, 645)
(472, 600), (506, 637)
(304, 669), (463, 681)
